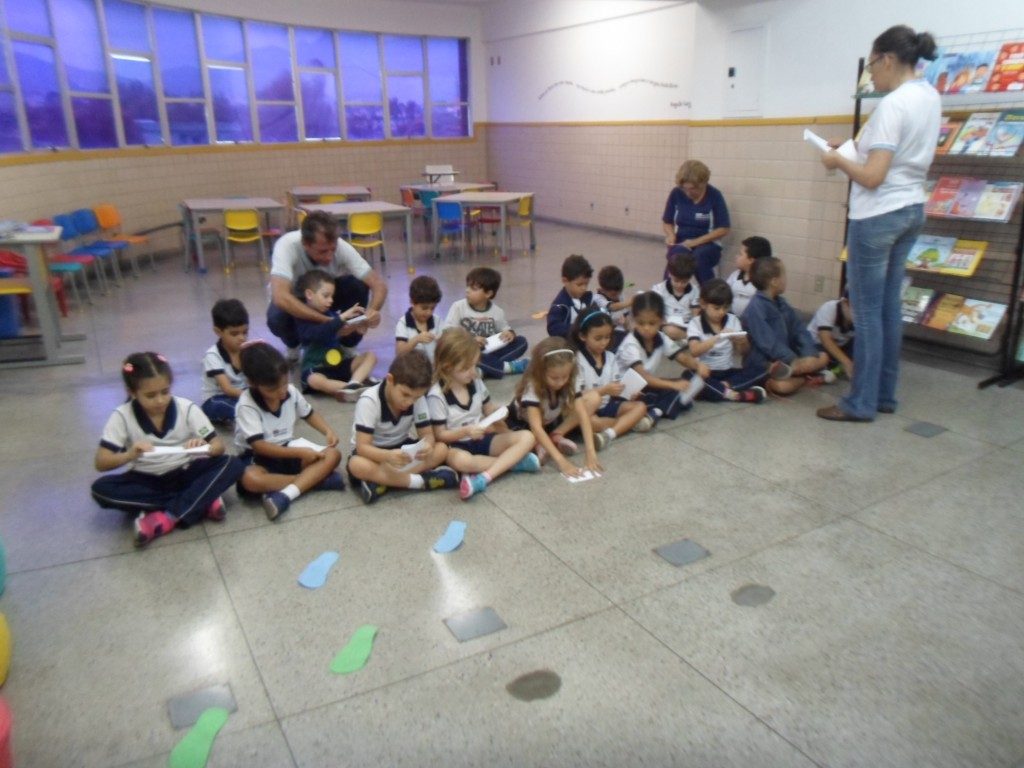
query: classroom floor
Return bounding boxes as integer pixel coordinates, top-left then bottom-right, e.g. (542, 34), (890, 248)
(3, 220), (1024, 768)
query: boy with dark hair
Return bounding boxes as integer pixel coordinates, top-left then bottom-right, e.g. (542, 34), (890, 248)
(652, 250), (700, 342)
(547, 254), (594, 338)
(294, 269), (377, 402)
(396, 275), (443, 361)
(593, 265), (631, 349)
(807, 290), (854, 379)
(443, 266), (529, 378)
(201, 298), (249, 424)
(726, 235), (772, 317)
(743, 257), (830, 395)
(346, 350), (457, 504)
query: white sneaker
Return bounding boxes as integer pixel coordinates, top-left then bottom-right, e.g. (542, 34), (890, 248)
(634, 415), (655, 433)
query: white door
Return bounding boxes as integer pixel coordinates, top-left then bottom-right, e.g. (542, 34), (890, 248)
(724, 26), (765, 116)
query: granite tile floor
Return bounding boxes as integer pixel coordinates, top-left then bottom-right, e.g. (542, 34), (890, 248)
(2, 220), (1023, 767)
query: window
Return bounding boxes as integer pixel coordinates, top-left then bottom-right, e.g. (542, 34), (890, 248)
(201, 15), (250, 142)
(105, 1), (161, 146)
(249, 22), (295, 142)
(428, 38), (469, 138)
(54, 0), (117, 148)
(296, 27), (339, 140)
(153, 7), (206, 144)
(13, 41), (68, 148)
(340, 32), (384, 140)
(384, 36), (424, 138)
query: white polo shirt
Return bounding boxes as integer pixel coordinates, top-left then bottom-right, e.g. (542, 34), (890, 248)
(576, 348), (620, 408)
(616, 330), (683, 374)
(593, 291), (630, 327)
(517, 379), (581, 427)
(426, 379), (490, 432)
(687, 313), (743, 371)
(395, 309), (440, 362)
(201, 341), (247, 400)
(651, 278), (700, 328)
(234, 385), (313, 452)
(100, 396), (216, 475)
(351, 381), (431, 450)
(725, 269), (757, 317)
(807, 299), (855, 347)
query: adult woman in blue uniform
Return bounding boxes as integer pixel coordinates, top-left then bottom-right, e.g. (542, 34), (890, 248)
(661, 159), (731, 283)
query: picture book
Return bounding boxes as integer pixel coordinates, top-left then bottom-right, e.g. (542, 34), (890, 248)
(901, 286), (936, 324)
(973, 182), (1024, 222)
(905, 235), (956, 271)
(947, 299), (1007, 340)
(923, 293), (966, 330)
(986, 42), (1024, 92)
(949, 112), (1001, 154)
(983, 109), (1024, 157)
(948, 178), (987, 218)
(936, 119), (964, 154)
(923, 51), (960, 92)
(943, 240), (988, 277)
(948, 50), (999, 93)
(925, 176), (961, 217)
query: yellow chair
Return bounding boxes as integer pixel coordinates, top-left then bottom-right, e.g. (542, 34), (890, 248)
(93, 203), (154, 276)
(224, 209), (267, 273)
(507, 194), (534, 253)
(348, 212), (385, 263)
(319, 194), (348, 204)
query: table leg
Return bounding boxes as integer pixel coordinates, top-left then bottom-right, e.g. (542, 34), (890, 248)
(404, 211), (414, 273)
(529, 210), (537, 251)
(432, 200), (440, 258)
(499, 204), (508, 262)
(191, 209), (207, 273)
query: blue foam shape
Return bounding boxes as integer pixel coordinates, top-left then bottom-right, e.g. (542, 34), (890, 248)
(298, 551), (340, 589)
(433, 520), (467, 553)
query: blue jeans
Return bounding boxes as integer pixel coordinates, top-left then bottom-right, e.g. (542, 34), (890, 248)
(841, 204), (923, 419)
(667, 242), (722, 284)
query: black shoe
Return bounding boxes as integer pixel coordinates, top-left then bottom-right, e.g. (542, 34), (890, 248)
(359, 480), (389, 505)
(422, 466), (459, 490)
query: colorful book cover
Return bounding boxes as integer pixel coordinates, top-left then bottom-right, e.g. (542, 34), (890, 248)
(901, 286), (935, 324)
(973, 182), (1024, 222)
(936, 119), (964, 154)
(943, 239), (988, 277)
(924, 293), (966, 330)
(923, 51), (960, 92)
(950, 50), (999, 93)
(905, 235), (957, 271)
(925, 176), (961, 217)
(983, 109), (1024, 157)
(986, 42), (1024, 92)
(949, 178), (987, 218)
(949, 112), (1001, 154)
(948, 299), (1008, 340)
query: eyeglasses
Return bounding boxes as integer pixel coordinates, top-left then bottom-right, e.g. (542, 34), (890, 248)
(865, 54), (885, 71)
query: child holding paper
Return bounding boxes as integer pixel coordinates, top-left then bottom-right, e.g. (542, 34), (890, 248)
(652, 250), (701, 343)
(547, 254), (594, 338)
(395, 275), (442, 361)
(593, 265), (631, 350)
(443, 266), (528, 378)
(687, 279), (767, 403)
(427, 328), (538, 500)
(571, 306), (653, 441)
(200, 298), (249, 425)
(91, 352), (244, 547)
(294, 269), (377, 402)
(346, 350), (457, 505)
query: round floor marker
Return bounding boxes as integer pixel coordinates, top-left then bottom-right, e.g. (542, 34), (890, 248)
(506, 669), (562, 701)
(730, 583), (776, 607)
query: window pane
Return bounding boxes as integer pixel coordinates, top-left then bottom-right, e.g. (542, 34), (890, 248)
(201, 15), (244, 62)
(387, 75), (423, 137)
(5, 0), (51, 37)
(300, 72), (338, 139)
(72, 96), (116, 148)
(209, 66), (252, 141)
(428, 38), (467, 103)
(13, 41), (69, 148)
(153, 8), (203, 98)
(0, 40), (9, 87)
(113, 57), (159, 144)
(344, 105), (383, 140)
(384, 36), (422, 72)
(249, 22), (293, 101)
(339, 33), (381, 102)
(104, 0), (149, 53)
(295, 28), (334, 69)
(53, 0), (108, 93)
(431, 104), (467, 138)
(166, 101), (207, 145)
(0, 93), (22, 153)
(258, 104), (296, 142)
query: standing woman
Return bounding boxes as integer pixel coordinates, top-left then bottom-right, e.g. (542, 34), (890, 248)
(661, 160), (731, 283)
(817, 25), (940, 422)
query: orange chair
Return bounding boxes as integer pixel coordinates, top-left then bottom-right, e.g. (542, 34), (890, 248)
(224, 209), (267, 273)
(399, 187), (427, 239)
(93, 203), (154, 276)
(348, 212), (386, 263)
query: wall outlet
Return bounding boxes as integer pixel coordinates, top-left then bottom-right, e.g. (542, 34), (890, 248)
(624, 206), (629, 215)
(813, 275), (825, 293)
(590, 202), (595, 210)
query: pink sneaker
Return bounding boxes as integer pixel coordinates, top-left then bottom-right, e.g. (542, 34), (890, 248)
(133, 511), (176, 548)
(551, 434), (578, 456)
(205, 496), (226, 522)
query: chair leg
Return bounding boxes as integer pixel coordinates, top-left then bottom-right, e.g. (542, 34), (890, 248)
(79, 267), (92, 304)
(258, 237), (268, 272)
(109, 252), (124, 285)
(129, 247), (141, 279)
(93, 259), (108, 294)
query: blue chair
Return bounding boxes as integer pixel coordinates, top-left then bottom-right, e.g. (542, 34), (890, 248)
(71, 208), (126, 285)
(53, 213), (111, 293)
(419, 190), (441, 239)
(435, 200), (471, 260)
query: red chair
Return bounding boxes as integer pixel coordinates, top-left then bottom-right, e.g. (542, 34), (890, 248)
(0, 250), (69, 317)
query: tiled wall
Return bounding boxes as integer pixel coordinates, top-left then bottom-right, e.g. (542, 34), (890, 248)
(487, 120), (853, 312)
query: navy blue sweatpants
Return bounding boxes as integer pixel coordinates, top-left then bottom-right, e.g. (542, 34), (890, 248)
(478, 334), (529, 379)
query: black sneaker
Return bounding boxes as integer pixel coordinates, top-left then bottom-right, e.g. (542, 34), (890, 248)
(359, 480), (389, 505)
(422, 466), (459, 490)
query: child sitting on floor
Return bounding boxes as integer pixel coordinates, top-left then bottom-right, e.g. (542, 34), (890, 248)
(652, 250), (700, 343)
(396, 275), (442, 362)
(294, 269), (377, 402)
(807, 290), (854, 379)
(593, 265), (631, 350)
(443, 266), (529, 378)
(547, 254), (594, 338)
(427, 327), (538, 500)
(200, 298), (249, 425)
(725, 235), (771, 317)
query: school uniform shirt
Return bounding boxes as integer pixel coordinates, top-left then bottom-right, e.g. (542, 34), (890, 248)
(593, 290), (629, 327)
(426, 379), (490, 432)
(651, 278), (700, 328)
(576, 348), (620, 408)
(661, 184), (731, 243)
(547, 287), (593, 338)
(395, 309), (440, 362)
(350, 380), (431, 451)
(517, 379), (582, 427)
(100, 396), (216, 475)
(443, 298), (511, 338)
(234, 385), (313, 453)
(201, 341), (246, 400)
(295, 310), (345, 371)
(687, 313), (743, 371)
(806, 299), (855, 347)
(616, 330), (683, 374)
(269, 230), (371, 285)
(725, 269), (757, 318)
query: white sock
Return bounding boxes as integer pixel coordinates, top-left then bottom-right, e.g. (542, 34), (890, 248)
(602, 427), (617, 442)
(408, 474), (425, 490)
(282, 484), (301, 501)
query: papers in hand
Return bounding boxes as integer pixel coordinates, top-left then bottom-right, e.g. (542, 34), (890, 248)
(803, 129), (858, 162)
(288, 437), (327, 452)
(564, 469), (601, 484)
(483, 333), (509, 354)
(719, 331), (747, 338)
(140, 445), (210, 458)
(344, 314), (369, 326)
(619, 368), (647, 400)
(399, 438), (429, 471)
(478, 405), (508, 429)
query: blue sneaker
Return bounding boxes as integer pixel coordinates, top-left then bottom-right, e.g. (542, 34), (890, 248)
(505, 358), (529, 375)
(262, 491), (290, 521)
(459, 473), (489, 500)
(422, 466), (459, 490)
(511, 452), (541, 473)
(359, 480), (389, 505)
(316, 472), (346, 492)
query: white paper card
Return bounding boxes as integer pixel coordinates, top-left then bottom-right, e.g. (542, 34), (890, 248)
(399, 438), (429, 471)
(836, 138), (858, 162)
(483, 333), (508, 354)
(803, 128), (830, 152)
(719, 331), (747, 338)
(288, 438), (327, 452)
(344, 314), (369, 326)
(478, 405), (508, 429)
(619, 368), (647, 400)
(564, 470), (601, 484)
(142, 445), (210, 458)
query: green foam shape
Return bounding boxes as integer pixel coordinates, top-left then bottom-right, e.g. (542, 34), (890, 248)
(168, 706), (229, 768)
(330, 624), (378, 675)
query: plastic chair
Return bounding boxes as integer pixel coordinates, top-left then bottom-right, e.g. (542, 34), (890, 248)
(348, 212), (386, 264)
(178, 204), (225, 273)
(0, 250), (72, 316)
(71, 208), (126, 285)
(319, 194), (348, 204)
(400, 187), (426, 239)
(435, 200), (471, 260)
(507, 194), (534, 252)
(224, 209), (267, 273)
(52, 213), (111, 293)
(419, 190), (441, 240)
(30, 219), (94, 304)
(94, 203), (154, 276)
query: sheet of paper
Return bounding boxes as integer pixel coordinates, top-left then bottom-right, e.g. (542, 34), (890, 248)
(142, 445), (210, 457)
(398, 438), (428, 471)
(288, 437), (327, 452)
(478, 405), (508, 429)
(720, 331), (747, 338)
(483, 333), (508, 354)
(836, 138), (858, 162)
(344, 314), (369, 325)
(564, 469), (601, 484)
(803, 128), (831, 152)
(619, 368), (647, 400)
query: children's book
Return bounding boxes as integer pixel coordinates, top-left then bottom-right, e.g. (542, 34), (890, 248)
(948, 178), (987, 218)
(949, 50), (999, 93)
(948, 299), (1008, 340)
(925, 177), (961, 217)
(901, 286), (936, 324)
(973, 182), (1024, 222)
(936, 119), (964, 154)
(905, 235), (956, 271)
(943, 240), (988, 277)
(949, 112), (1001, 155)
(983, 109), (1024, 157)
(923, 51), (959, 92)
(923, 293), (966, 331)
(986, 42), (1024, 93)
